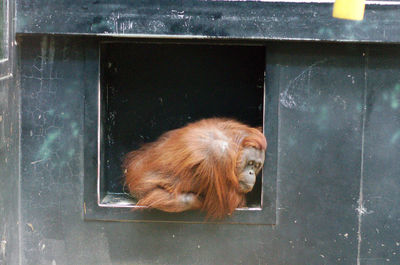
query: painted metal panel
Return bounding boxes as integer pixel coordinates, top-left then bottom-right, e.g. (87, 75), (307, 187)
(16, 1), (400, 43)
(17, 36), (400, 264)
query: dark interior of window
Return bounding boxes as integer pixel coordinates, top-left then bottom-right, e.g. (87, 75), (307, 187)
(100, 42), (266, 207)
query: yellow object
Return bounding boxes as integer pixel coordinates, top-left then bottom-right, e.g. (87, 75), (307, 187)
(333, 0), (366, 21)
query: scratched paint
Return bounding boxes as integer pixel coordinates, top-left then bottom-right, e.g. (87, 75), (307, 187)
(12, 33), (400, 264)
(279, 59), (328, 112)
(17, 1), (400, 43)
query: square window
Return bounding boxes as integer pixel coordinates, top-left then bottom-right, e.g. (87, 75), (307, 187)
(84, 41), (276, 224)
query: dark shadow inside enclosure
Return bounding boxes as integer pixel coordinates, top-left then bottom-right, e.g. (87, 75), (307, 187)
(100, 42), (266, 208)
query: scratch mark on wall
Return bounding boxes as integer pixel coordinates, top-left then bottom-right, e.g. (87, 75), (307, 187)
(1, 224), (6, 260)
(38, 240), (46, 251)
(30, 159), (46, 165)
(356, 48), (368, 265)
(279, 59), (328, 111)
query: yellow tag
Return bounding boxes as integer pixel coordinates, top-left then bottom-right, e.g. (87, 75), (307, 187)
(333, 0), (366, 21)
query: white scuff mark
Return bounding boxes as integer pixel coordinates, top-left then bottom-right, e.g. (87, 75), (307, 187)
(396, 242), (400, 246)
(279, 91), (298, 109)
(344, 233), (349, 239)
(356, 110), (365, 264)
(320, 254), (325, 258)
(0, 239), (6, 259)
(39, 241), (46, 251)
(171, 10), (185, 14)
(107, 12), (120, 34)
(171, 10), (186, 19)
(21, 75), (62, 81)
(31, 159), (46, 165)
(279, 59), (328, 111)
(356, 204), (373, 215)
(148, 20), (167, 33)
(356, 49), (368, 265)
(0, 73), (12, 81)
(120, 20), (134, 33)
(52, 260), (57, 265)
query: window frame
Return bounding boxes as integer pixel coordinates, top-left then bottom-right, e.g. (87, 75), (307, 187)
(83, 40), (278, 225)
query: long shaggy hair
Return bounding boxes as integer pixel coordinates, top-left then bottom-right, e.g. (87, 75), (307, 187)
(123, 118), (267, 219)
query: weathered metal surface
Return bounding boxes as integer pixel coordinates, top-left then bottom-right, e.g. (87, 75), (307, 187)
(16, 0), (400, 43)
(360, 46), (400, 265)
(0, 0), (19, 264)
(16, 35), (400, 264)
(5, 1), (400, 263)
(0, 76), (19, 265)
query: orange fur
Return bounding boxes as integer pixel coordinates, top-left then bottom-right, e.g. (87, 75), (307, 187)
(123, 118), (267, 219)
